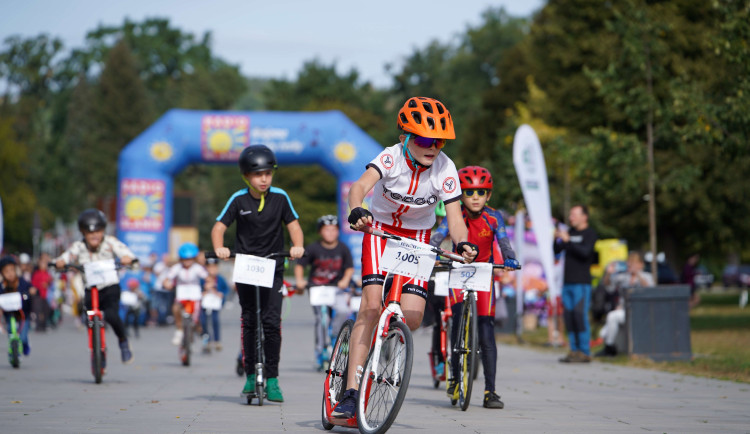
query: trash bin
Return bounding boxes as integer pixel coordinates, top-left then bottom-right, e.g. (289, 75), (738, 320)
(495, 296), (517, 334)
(625, 285), (692, 361)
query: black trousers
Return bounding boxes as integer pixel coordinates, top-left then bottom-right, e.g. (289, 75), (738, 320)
(84, 285), (127, 342)
(237, 270), (283, 378)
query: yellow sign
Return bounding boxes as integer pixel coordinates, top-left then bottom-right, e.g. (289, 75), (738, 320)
(150, 142), (173, 161)
(334, 142), (356, 163)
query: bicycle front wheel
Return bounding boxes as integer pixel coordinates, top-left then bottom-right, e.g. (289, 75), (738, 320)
(182, 318), (192, 366)
(357, 321), (413, 434)
(457, 295), (478, 411)
(322, 319), (354, 430)
(92, 318), (103, 384)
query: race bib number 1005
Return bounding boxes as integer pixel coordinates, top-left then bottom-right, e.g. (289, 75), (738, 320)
(232, 254), (277, 288)
(380, 238), (436, 281)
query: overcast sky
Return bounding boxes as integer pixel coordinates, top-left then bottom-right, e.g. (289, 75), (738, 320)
(1, 0), (544, 87)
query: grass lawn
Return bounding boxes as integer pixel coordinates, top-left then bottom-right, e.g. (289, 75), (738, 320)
(498, 291), (750, 383)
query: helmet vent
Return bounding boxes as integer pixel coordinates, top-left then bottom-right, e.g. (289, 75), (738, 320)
(422, 102), (433, 113)
(436, 103), (445, 114)
(408, 99), (418, 108)
(426, 116), (435, 130)
(440, 118), (446, 130)
(399, 113), (409, 124)
(411, 111), (422, 124)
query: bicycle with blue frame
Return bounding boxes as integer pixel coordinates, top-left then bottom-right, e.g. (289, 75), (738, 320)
(0, 292), (25, 368)
(308, 285), (338, 371)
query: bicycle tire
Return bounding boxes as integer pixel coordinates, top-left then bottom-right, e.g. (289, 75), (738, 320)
(257, 384), (264, 406)
(457, 294), (478, 411)
(322, 319), (354, 430)
(182, 319), (192, 366)
(92, 318), (103, 384)
(357, 321), (413, 434)
(10, 338), (20, 368)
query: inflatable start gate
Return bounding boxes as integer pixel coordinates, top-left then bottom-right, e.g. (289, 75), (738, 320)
(116, 109), (383, 272)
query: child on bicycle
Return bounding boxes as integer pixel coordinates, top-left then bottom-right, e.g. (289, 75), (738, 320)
(212, 144), (305, 403)
(431, 166), (520, 409)
(294, 214), (354, 370)
(55, 209), (136, 364)
(200, 257), (230, 352)
(162, 243), (207, 346)
(334, 96), (478, 418)
(0, 256), (33, 356)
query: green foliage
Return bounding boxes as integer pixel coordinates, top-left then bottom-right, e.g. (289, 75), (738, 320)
(0, 117), (36, 250)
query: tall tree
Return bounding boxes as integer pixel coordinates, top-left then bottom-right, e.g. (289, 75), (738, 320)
(83, 40), (154, 203)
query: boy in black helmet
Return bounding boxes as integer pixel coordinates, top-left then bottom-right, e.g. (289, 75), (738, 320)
(212, 144), (305, 402)
(294, 214), (354, 370)
(55, 209), (136, 364)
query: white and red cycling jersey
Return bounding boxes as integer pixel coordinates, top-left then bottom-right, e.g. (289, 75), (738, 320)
(167, 263), (208, 301)
(361, 142), (462, 299)
(366, 142), (462, 230)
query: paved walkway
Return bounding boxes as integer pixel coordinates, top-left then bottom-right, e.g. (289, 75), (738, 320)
(1, 295), (748, 433)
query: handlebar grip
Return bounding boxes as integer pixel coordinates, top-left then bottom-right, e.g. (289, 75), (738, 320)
(204, 250), (236, 259)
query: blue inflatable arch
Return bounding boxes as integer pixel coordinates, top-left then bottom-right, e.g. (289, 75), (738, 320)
(116, 109), (383, 269)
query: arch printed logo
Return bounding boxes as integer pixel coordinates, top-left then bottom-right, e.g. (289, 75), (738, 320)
(380, 154), (394, 170)
(442, 177), (457, 194)
(201, 115), (250, 161)
(119, 179), (165, 232)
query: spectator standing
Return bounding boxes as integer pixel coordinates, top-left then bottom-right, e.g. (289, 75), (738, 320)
(30, 253), (53, 331)
(681, 253), (701, 309)
(554, 205), (598, 363)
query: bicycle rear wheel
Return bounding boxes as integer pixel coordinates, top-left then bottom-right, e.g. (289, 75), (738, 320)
(322, 319), (354, 430)
(456, 295), (478, 411)
(357, 321), (413, 434)
(92, 318), (103, 384)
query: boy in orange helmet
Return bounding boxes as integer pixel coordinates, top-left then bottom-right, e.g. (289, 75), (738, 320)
(333, 97), (478, 418)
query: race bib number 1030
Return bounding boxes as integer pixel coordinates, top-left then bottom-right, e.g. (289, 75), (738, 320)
(233, 254), (276, 288)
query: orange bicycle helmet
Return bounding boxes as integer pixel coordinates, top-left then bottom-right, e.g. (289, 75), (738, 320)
(397, 97), (455, 139)
(458, 166), (493, 190)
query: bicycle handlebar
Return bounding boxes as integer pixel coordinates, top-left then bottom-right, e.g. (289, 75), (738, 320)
(433, 258), (522, 272)
(48, 259), (140, 273)
(204, 251), (296, 260)
(352, 224), (467, 263)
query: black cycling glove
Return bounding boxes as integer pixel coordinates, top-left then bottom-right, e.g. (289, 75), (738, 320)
(456, 241), (479, 260)
(348, 207), (373, 225)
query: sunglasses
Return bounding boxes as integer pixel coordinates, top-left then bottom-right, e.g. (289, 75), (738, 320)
(412, 135), (446, 149)
(463, 189), (489, 197)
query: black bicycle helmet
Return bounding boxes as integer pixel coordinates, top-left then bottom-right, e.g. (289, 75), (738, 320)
(316, 214), (339, 231)
(78, 209), (107, 233)
(0, 255), (17, 272)
(238, 145), (278, 174)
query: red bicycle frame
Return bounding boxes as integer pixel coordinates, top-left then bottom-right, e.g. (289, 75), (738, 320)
(87, 286), (106, 355)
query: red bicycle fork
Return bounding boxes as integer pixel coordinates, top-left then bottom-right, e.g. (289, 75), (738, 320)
(87, 286), (106, 353)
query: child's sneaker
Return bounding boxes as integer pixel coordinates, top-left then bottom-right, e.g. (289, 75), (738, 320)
(266, 377), (284, 402)
(22, 342), (30, 356)
(242, 373), (256, 395)
(483, 391), (504, 409)
(214, 342), (222, 351)
(202, 334), (211, 353)
(331, 388), (357, 418)
(171, 330), (183, 346)
(120, 340), (134, 364)
(446, 379), (459, 400)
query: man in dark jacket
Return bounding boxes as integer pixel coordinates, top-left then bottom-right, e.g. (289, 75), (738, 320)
(554, 205), (598, 363)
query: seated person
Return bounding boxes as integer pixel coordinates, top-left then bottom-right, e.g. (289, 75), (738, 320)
(596, 251), (654, 357)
